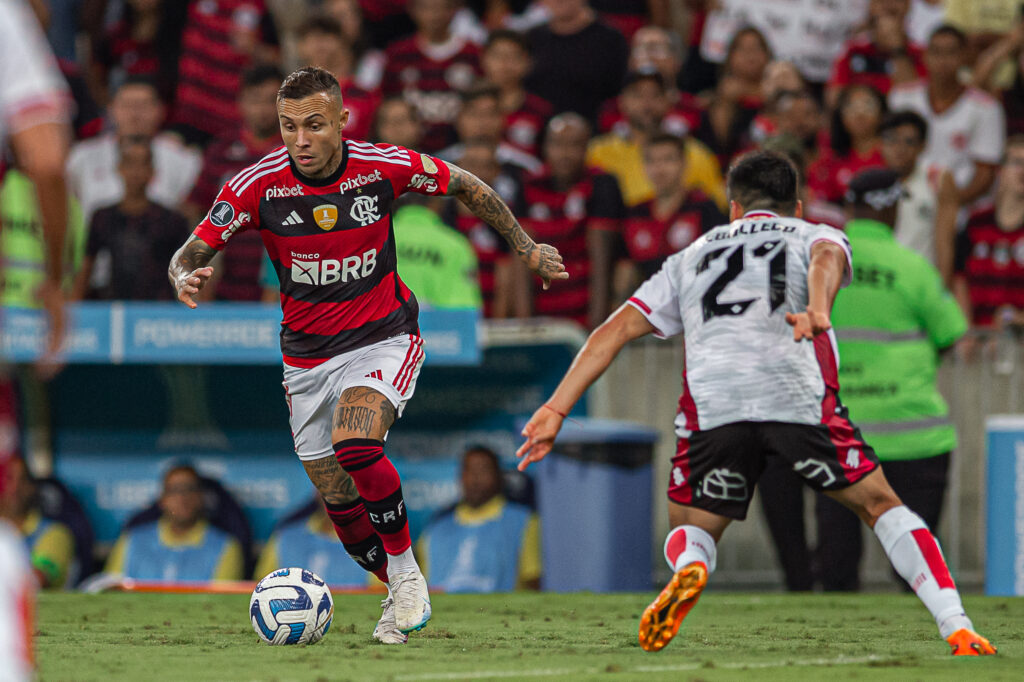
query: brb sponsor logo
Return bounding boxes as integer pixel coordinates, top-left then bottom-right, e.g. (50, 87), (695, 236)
(265, 184), (304, 200)
(407, 173), (437, 193)
(339, 169), (382, 194)
(290, 249), (378, 285)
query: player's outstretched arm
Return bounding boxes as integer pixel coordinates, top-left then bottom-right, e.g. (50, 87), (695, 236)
(168, 235), (218, 309)
(786, 240), (847, 341)
(445, 163), (568, 289)
(516, 304), (656, 471)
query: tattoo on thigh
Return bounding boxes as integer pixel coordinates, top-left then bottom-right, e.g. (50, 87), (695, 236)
(333, 405), (377, 435)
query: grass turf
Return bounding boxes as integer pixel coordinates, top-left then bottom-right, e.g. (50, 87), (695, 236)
(37, 591), (1020, 681)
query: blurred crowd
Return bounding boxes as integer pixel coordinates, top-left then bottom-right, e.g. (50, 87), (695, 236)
(3, 0), (1024, 338)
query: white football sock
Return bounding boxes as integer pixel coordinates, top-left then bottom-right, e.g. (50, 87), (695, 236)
(873, 506), (972, 638)
(386, 547), (418, 578)
(663, 525), (717, 574)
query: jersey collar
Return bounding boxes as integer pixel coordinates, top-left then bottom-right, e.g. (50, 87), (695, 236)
(288, 141), (349, 187)
(742, 210), (779, 218)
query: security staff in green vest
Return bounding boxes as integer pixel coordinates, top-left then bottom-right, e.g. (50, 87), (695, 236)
(818, 168), (967, 590)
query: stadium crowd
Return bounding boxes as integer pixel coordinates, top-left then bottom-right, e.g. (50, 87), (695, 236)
(4, 0), (1024, 594)
(0, 0), (1020, 336)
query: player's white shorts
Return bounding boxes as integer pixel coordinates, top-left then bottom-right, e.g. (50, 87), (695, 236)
(282, 334), (425, 461)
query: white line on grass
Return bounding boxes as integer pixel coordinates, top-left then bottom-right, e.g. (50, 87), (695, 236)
(394, 653), (893, 680)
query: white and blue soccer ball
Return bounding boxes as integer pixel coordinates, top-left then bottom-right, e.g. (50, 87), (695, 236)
(250, 567), (334, 645)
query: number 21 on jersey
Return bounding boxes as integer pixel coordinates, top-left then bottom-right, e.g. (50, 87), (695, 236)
(698, 240), (787, 322)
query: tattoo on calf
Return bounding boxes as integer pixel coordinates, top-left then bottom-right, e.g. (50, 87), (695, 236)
(303, 456), (360, 504)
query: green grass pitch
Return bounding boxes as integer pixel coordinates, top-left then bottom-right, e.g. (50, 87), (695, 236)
(37, 591), (1020, 681)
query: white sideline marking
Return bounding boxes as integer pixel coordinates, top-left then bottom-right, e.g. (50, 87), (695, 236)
(394, 654), (891, 680)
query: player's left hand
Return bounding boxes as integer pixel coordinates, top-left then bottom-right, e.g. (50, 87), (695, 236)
(516, 405), (565, 471)
(525, 243), (568, 290)
(785, 307), (831, 341)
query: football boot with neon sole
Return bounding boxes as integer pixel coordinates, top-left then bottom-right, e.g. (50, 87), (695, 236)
(946, 628), (997, 656)
(638, 561), (707, 652)
(390, 569), (431, 633)
(372, 595), (408, 644)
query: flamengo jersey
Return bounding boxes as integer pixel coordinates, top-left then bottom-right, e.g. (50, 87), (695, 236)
(193, 140), (451, 366)
(628, 211), (853, 434)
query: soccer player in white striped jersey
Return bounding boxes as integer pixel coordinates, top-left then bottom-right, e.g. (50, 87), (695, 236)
(516, 151), (995, 656)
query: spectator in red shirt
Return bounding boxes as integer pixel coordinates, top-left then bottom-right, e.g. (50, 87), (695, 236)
(373, 96), (425, 149)
(481, 30), (552, 157)
(621, 132), (726, 282)
(438, 82), (542, 174)
(521, 113), (624, 328)
(807, 84), (887, 204)
(169, 0), (279, 147)
(599, 25), (702, 138)
(381, 0), (481, 153)
(750, 60), (810, 144)
(827, 0), (925, 107)
(182, 65), (282, 302)
(295, 15), (379, 141)
(953, 136), (1024, 330)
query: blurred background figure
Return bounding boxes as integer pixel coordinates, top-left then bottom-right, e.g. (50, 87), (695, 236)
(105, 464), (244, 582)
(256, 496), (376, 586)
(880, 110), (959, 280)
(418, 446), (540, 592)
(381, 0), (481, 152)
(373, 96), (426, 149)
(521, 113), (623, 328)
(66, 76), (201, 223)
(73, 137), (189, 301)
(890, 25), (1005, 207)
(480, 30), (551, 157)
(953, 135), (1024, 331)
(524, 0), (628, 122)
(322, 0), (388, 90)
(438, 82), (541, 173)
(4, 459), (75, 590)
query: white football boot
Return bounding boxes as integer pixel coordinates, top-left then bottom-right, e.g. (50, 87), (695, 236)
(372, 594), (408, 644)
(390, 569), (431, 633)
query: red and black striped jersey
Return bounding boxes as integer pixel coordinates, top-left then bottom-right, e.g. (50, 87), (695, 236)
(522, 169), (623, 326)
(503, 93), (552, 157)
(954, 205), (1024, 327)
(622, 192), (727, 279)
(193, 140), (451, 365)
(381, 36), (481, 153)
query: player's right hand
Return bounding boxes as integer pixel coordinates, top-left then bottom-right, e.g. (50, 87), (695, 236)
(516, 405), (564, 471)
(526, 243), (569, 290)
(785, 307), (831, 341)
(175, 266), (214, 309)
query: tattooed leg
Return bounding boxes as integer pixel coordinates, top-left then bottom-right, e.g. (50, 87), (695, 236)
(331, 386), (396, 442)
(302, 454), (359, 506)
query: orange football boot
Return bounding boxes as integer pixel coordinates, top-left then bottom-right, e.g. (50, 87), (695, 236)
(946, 628), (997, 656)
(638, 561), (707, 652)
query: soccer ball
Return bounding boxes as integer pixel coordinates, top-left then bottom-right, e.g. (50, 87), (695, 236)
(250, 567), (334, 645)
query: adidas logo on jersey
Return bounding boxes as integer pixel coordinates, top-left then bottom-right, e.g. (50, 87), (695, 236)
(282, 211), (304, 226)
(265, 184), (304, 200)
(338, 169), (383, 194)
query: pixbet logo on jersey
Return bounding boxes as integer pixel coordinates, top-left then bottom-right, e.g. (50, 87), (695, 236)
(338, 169), (382, 194)
(290, 249), (378, 285)
(265, 184), (304, 200)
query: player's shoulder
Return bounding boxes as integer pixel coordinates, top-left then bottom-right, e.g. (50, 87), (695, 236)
(224, 145), (290, 197)
(344, 139), (417, 171)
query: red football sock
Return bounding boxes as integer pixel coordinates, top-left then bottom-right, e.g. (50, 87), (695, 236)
(323, 498), (389, 583)
(334, 439), (411, 555)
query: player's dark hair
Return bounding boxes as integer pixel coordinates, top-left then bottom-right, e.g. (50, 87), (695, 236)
(296, 14), (344, 40)
(830, 84), (886, 156)
(929, 23), (967, 48)
(241, 64), (284, 91)
(727, 150), (800, 213)
(645, 132), (686, 154)
(461, 81), (501, 106)
(879, 110), (928, 143)
(278, 67), (343, 104)
(484, 28), (530, 53)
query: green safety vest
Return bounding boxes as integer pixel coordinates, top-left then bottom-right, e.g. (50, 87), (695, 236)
(392, 204), (482, 310)
(833, 219), (967, 460)
(0, 170), (85, 308)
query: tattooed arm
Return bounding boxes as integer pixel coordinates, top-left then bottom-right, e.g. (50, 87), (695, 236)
(168, 235), (219, 309)
(445, 163), (568, 289)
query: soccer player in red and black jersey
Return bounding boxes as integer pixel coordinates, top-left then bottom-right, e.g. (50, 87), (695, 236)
(621, 133), (726, 281)
(522, 114), (623, 328)
(169, 67), (565, 643)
